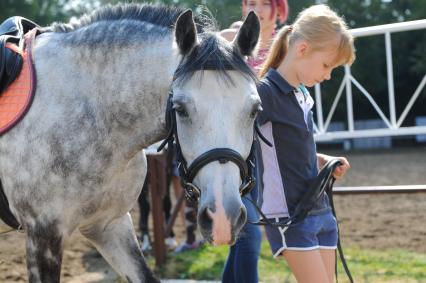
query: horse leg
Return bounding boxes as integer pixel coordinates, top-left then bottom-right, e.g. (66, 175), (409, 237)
(26, 221), (65, 283)
(80, 213), (160, 283)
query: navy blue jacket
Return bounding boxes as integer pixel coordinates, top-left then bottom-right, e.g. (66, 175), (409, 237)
(257, 69), (330, 218)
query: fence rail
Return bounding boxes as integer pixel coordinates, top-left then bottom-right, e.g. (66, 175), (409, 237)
(334, 185), (426, 194)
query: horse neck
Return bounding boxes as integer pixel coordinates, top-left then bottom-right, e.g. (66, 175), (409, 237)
(37, 31), (180, 155)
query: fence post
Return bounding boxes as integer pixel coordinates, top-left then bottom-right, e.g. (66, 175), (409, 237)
(147, 153), (167, 267)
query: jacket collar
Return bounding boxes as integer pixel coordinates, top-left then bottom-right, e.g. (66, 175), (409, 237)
(265, 68), (296, 95)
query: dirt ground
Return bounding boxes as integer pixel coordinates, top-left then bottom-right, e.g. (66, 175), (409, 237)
(0, 146), (425, 282)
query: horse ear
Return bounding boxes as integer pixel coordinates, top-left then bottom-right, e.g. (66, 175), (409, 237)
(233, 11), (260, 56)
(175, 10), (197, 55)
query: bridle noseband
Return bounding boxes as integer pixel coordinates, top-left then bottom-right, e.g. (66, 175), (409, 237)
(157, 62), (271, 203)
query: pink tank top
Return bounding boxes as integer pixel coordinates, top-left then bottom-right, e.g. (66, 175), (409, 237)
(247, 30), (276, 74)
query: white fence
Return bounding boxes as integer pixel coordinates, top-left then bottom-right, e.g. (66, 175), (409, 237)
(314, 19), (426, 142)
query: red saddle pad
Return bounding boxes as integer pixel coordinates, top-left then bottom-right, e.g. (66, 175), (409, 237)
(0, 29), (36, 136)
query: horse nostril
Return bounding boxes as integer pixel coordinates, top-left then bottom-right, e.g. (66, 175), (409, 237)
(198, 206), (213, 231)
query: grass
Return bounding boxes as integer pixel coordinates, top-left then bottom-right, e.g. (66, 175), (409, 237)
(146, 240), (426, 283)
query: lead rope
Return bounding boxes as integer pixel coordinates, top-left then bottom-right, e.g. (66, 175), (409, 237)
(327, 177), (354, 283)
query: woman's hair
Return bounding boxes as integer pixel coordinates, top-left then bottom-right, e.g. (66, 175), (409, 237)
(259, 4), (356, 78)
(242, 0), (289, 24)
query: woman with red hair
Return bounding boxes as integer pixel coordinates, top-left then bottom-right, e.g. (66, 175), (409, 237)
(221, 0), (289, 74)
(221, 1), (289, 282)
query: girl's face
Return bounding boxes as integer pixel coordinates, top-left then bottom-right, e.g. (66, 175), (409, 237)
(295, 41), (340, 87)
(244, 0), (277, 32)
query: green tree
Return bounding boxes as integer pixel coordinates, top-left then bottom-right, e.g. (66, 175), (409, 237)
(287, 0), (426, 123)
(326, 0), (426, 123)
(0, 0), (72, 25)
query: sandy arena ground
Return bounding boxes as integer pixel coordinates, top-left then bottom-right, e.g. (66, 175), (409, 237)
(0, 146), (425, 282)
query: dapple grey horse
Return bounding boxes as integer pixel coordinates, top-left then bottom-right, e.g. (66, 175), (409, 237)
(0, 4), (260, 282)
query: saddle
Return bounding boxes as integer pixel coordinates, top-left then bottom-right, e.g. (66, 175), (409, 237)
(0, 17), (39, 136)
(0, 17), (39, 233)
(0, 16), (39, 94)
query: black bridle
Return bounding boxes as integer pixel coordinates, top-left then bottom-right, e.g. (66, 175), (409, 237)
(157, 60), (271, 203)
(157, 90), (271, 203)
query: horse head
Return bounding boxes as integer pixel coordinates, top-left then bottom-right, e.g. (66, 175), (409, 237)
(168, 11), (261, 245)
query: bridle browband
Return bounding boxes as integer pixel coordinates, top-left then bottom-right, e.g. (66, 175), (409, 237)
(157, 60), (271, 203)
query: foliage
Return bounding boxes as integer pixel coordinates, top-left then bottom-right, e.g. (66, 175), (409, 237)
(148, 240), (426, 282)
(313, 0), (426, 123)
(0, 0), (78, 25)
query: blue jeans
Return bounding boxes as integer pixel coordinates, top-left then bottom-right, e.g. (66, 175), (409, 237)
(222, 196), (262, 283)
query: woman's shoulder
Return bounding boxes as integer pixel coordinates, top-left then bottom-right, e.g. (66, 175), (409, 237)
(219, 28), (238, 42)
(219, 21), (244, 42)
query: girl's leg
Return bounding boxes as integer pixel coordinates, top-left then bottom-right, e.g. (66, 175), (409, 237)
(138, 178), (150, 237)
(222, 222), (262, 283)
(222, 243), (236, 282)
(222, 197), (262, 283)
(163, 179), (175, 238)
(283, 249), (330, 283)
(184, 200), (198, 244)
(320, 249), (336, 283)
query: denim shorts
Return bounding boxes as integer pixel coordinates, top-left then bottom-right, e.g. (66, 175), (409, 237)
(264, 210), (338, 257)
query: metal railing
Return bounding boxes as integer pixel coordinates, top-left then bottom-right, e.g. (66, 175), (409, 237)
(333, 185), (426, 194)
(314, 19), (426, 142)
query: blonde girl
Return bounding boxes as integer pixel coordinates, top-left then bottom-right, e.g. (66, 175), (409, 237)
(256, 5), (355, 283)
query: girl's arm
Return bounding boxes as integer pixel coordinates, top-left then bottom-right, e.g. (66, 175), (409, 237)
(317, 153), (350, 180)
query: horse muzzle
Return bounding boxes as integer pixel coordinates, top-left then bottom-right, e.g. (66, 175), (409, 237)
(197, 198), (247, 246)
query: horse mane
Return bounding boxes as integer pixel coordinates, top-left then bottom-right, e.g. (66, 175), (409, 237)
(49, 3), (190, 33)
(47, 3), (256, 85)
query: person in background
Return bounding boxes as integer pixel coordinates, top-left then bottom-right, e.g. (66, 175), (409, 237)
(221, 0), (288, 73)
(220, 1), (289, 282)
(138, 148), (178, 252)
(257, 5), (354, 283)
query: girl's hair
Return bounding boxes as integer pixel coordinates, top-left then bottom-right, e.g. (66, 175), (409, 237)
(259, 4), (356, 78)
(242, 0), (289, 24)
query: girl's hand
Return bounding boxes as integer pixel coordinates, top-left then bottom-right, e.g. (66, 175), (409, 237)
(332, 156), (350, 180)
(317, 153), (350, 180)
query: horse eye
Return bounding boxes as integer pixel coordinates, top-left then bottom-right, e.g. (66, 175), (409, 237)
(174, 106), (189, 117)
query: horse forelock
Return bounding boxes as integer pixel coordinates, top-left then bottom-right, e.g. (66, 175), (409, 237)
(173, 33), (258, 88)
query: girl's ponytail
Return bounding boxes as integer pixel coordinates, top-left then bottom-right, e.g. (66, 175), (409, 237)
(259, 25), (293, 78)
(259, 5), (355, 79)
